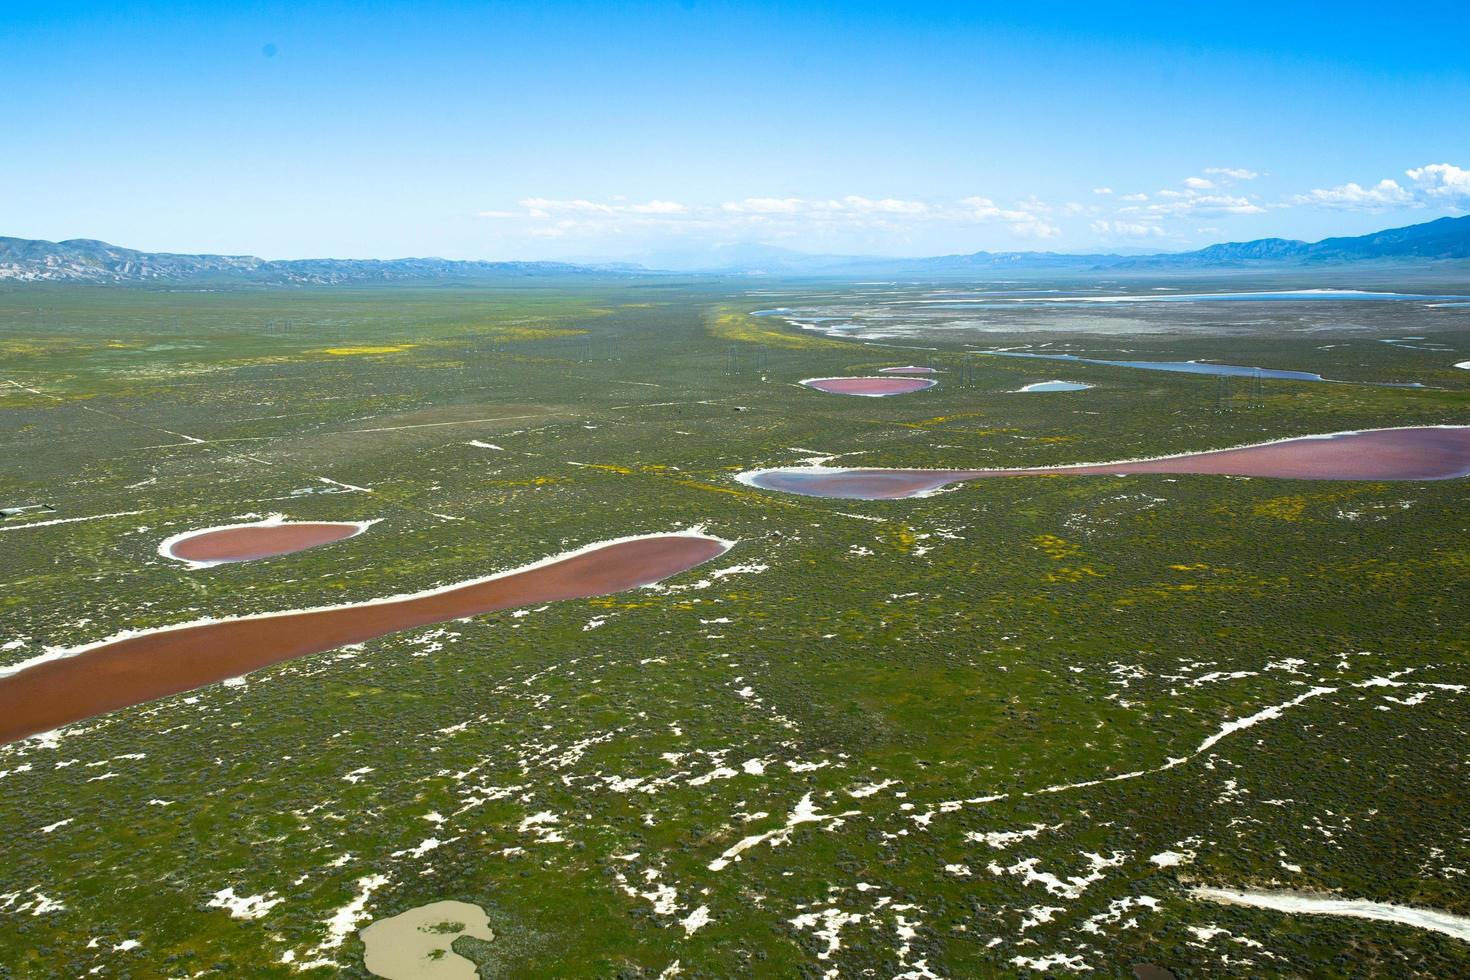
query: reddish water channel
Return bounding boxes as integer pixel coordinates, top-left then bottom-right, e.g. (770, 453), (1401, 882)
(737, 426), (1470, 499)
(0, 533), (729, 743)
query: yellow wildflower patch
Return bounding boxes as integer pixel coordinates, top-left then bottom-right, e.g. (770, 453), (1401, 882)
(1044, 566), (1103, 583)
(488, 476), (565, 487)
(475, 325), (588, 341)
(708, 310), (846, 350)
(316, 344), (417, 356)
(674, 479), (768, 500)
(1252, 495), (1309, 521)
(1032, 534), (1081, 560)
(879, 524), (918, 553)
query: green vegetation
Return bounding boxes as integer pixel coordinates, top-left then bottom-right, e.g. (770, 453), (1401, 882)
(1, 277), (1469, 977)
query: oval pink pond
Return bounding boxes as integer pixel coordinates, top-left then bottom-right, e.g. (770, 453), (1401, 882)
(801, 376), (937, 396)
(162, 521), (369, 565)
(737, 426), (1470, 499)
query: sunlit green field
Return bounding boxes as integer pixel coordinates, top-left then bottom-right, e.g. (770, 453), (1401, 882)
(3, 277), (1469, 978)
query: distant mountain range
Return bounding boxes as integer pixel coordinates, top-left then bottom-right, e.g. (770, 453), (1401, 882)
(3, 215), (1468, 284)
(781, 215), (1470, 276)
(0, 237), (638, 285)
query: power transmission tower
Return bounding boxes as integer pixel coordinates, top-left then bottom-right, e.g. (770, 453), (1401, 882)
(1215, 375), (1233, 413)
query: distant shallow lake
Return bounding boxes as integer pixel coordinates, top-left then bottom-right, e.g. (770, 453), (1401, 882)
(979, 350), (1423, 386)
(1016, 380), (1093, 392)
(982, 350), (1326, 381)
(924, 289), (1470, 308)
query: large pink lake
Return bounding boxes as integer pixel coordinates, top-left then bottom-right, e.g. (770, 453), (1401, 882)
(737, 426), (1470, 499)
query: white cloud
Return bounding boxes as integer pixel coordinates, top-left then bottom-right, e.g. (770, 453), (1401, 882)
(845, 196), (931, 215)
(1292, 162), (1470, 212)
(863, 196), (931, 214)
(1205, 167), (1260, 180)
(520, 198), (613, 213)
(519, 197), (688, 215)
(721, 197), (804, 214)
(1183, 176), (1215, 190)
(1291, 179), (1415, 211)
(1118, 192), (1148, 202)
(1121, 191), (1265, 218)
(1405, 163), (1470, 199)
(961, 196), (1025, 221)
(1010, 220), (1062, 238)
(627, 200), (688, 214)
(959, 196), (1058, 237)
(719, 195), (929, 215)
(1091, 220), (1166, 239)
(481, 193), (958, 243)
(1092, 187), (1113, 195)
(700, 192), (1059, 236)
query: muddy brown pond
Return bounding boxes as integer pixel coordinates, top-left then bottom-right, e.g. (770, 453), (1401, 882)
(737, 426), (1470, 499)
(0, 533), (729, 743)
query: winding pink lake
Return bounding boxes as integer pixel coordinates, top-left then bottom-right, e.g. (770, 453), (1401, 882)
(737, 426), (1470, 499)
(0, 533), (729, 743)
(801, 376), (936, 396)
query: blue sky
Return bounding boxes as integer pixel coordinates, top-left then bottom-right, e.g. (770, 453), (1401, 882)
(5, 1), (1469, 260)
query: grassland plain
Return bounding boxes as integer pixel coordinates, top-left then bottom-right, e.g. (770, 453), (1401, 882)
(1, 277), (1469, 978)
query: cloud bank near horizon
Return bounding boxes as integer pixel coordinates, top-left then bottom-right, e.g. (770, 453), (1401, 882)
(476, 163), (1470, 253)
